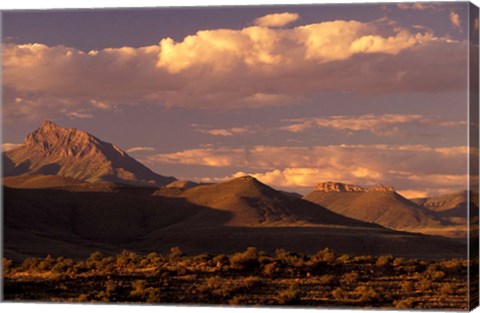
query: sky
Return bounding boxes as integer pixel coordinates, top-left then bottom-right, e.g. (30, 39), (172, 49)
(2, 2), (478, 197)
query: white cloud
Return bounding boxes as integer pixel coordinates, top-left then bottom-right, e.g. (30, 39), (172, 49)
(2, 143), (22, 151)
(3, 17), (467, 122)
(66, 111), (94, 119)
(254, 12), (299, 28)
(450, 11), (461, 29)
(126, 146), (155, 153)
(280, 114), (465, 136)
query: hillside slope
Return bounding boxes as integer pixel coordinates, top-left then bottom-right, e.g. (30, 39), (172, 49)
(304, 182), (447, 231)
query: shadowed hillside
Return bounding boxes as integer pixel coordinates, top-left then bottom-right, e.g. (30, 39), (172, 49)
(4, 184), (465, 261)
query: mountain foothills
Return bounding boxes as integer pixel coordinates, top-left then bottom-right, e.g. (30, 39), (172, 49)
(304, 182), (474, 238)
(3, 121), (175, 186)
(2, 122), (472, 260)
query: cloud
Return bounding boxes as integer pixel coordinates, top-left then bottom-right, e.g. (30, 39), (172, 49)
(450, 11), (461, 29)
(126, 146), (155, 153)
(3, 17), (467, 122)
(2, 143), (22, 151)
(280, 114), (465, 136)
(396, 189), (429, 198)
(147, 144), (467, 192)
(254, 12), (299, 27)
(66, 111), (94, 119)
(192, 124), (260, 136)
(396, 3), (436, 11)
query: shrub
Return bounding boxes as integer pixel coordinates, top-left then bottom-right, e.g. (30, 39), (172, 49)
(146, 288), (162, 303)
(400, 281), (414, 293)
(77, 294), (89, 302)
(116, 250), (138, 270)
(432, 270), (446, 280)
(51, 261), (68, 273)
(105, 280), (118, 295)
(230, 247), (259, 271)
(394, 297), (415, 308)
(21, 257), (39, 271)
(315, 248), (336, 264)
(204, 276), (238, 298)
(352, 255), (374, 263)
(416, 279), (432, 292)
(440, 282), (455, 295)
(276, 284), (301, 305)
(242, 276), (262, 289)
(263, 262), (279, 277)
(169, 247), (185, 259)
(376, 255), (393, 267)
(393, 258), (404, 267)
(88, 251), (104, 262)
(3, 258), (13, 275)
(275, 249), (305, 267)
(440, 259), (463, 271)
(331, 287), (344, 300)
(341, 271), (359, 284)
(130, 280), (147, 298)
(319, 274), (336, 286)
(337, 254), (350, 264)
(355, 286), (379, 302)
(37, 255), (54, 271)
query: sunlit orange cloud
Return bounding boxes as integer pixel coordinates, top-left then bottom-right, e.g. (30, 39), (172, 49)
(145, 144), (468, 194)
(2, 15), (467, 121)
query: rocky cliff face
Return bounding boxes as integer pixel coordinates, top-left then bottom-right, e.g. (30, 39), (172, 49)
(3, 121), (175, 186)
(314, 182), (395, 193)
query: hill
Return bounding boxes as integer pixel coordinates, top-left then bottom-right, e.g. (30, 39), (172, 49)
(3, 121), (175, 186)
(304, 182), (447, 232)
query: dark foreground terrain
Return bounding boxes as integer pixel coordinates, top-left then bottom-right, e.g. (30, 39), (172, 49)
(3, 248), (469, 309)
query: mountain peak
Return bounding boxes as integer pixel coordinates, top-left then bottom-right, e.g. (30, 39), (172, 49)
(314, 182), (395, 193)
(39, 120), (60, 130)
(4, 122), (175, 186)
(315, 182), (365, 192)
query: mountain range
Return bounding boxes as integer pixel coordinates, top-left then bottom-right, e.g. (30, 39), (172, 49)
(2, 122), (471, 260)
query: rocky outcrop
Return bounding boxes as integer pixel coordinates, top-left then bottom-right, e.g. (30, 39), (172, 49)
(314, 182), (395, 193)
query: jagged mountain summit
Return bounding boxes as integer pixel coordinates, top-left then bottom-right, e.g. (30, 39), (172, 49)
(314, 182), (395, 193)
(304, 181), (447, 232)
(3, 121), (175, 186)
